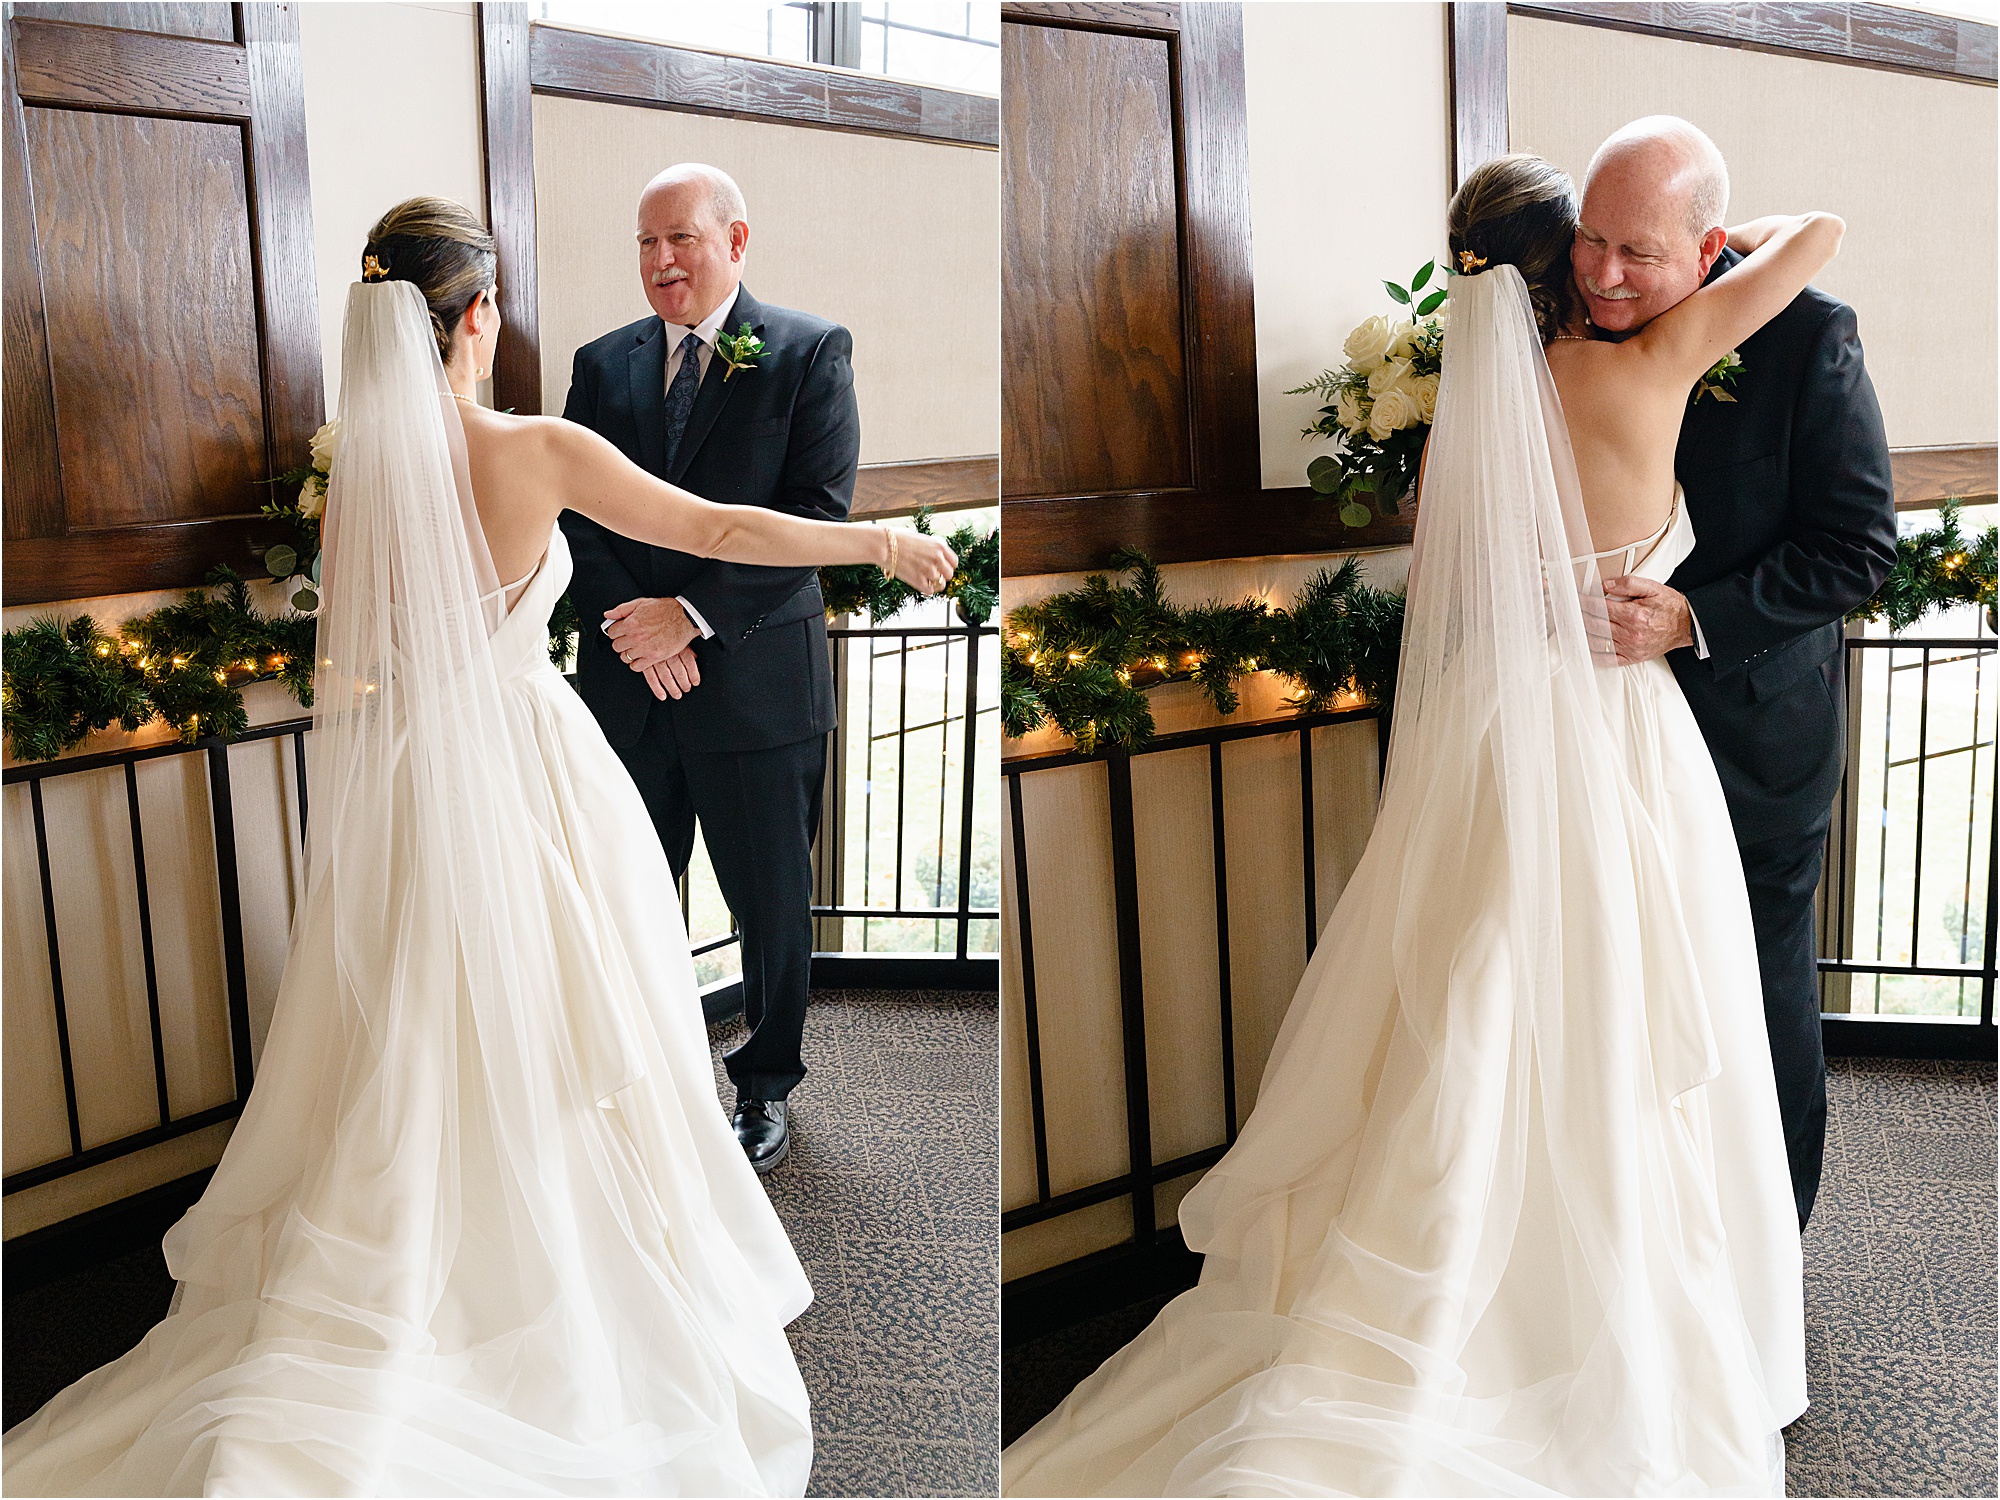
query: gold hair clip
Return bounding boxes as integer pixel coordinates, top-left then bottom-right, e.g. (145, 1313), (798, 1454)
(361, 253), (391, 283)
(1457, 250), (1488, 273)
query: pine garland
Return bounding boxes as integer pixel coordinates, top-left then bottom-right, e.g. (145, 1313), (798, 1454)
(1847, 499), (1997, 633)
(1002, 550), (1406, 753)
(3, 569), (316, 761)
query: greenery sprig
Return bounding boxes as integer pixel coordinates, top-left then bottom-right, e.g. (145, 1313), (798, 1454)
(1847, 499), (1997, 632)
(1002, 550), (1406, 753)
(3, 569), (316, 761)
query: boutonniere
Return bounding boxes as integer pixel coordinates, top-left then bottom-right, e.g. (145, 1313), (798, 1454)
(1694, 349), (1744, 405)
(716, 323), (766, 382)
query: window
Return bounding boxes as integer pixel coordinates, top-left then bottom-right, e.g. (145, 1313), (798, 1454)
(533, 2), (814, 63)
(533, 2), (998, 95)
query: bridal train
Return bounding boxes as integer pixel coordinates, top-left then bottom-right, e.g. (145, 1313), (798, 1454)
(1003, 269), (1806, 1499)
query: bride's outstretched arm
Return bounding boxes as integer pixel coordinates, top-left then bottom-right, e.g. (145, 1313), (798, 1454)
(550, 421), (956, 592)
(1632, 211), (1845, 388)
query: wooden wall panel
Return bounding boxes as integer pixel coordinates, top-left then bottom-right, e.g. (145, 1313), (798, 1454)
(14, 3), (236, 43)
(25, 107), (265, 532)
(1001, 21), (1190, 500)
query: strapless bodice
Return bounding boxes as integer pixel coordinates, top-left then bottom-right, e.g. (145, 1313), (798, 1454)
(489, 525), (573, 680)
(1570, 485), (1693, 582)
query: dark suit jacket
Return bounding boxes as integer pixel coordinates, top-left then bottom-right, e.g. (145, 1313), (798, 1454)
(1667, 248), (1897, 840)
(560, 286), (860, 753)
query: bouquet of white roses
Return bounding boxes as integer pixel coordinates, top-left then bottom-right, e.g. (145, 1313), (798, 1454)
(258, 418), (337, 611)
(1289, 259), (1448, 528)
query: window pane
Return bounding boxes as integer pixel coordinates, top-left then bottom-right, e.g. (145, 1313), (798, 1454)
(536, 1), (813, 63)
(860, 2), (999, 92)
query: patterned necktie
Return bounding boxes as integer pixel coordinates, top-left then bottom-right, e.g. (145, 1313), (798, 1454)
(660, 330), (703, 472)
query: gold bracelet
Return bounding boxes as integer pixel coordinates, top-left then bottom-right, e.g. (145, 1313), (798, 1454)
(884, 526), (899, 579)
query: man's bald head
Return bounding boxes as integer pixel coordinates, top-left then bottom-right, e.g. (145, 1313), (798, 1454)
(639, 162), (748, 236)
(634, 162), (750, 328)
(1584, 116), (1729, 243)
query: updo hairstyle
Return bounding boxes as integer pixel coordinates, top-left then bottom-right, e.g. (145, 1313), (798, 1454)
(1446, 154), (1584, 344)
(360, 196), (497, 365)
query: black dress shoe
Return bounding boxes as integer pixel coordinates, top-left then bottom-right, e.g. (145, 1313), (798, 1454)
(732, 1097), (790, 1175)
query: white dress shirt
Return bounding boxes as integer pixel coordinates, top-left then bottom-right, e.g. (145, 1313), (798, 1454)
(664, 285), (742, 641)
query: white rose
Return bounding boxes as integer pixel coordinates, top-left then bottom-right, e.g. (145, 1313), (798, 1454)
(1367, 386), (1422, 442)
(309, 419), (340, 472)
(1367, 357), (1414, 399)
(1333, 388), (1368, 435)
(1342, 315), (1395, 375)
(297, 472), (326, 520)
(1386, 319), (1419, 361)
(1408, 372), (1441, 424)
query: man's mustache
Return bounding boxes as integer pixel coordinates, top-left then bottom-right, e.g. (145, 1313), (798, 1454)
(1584, 275), (1641, 300)
(651, 270), (688, 286)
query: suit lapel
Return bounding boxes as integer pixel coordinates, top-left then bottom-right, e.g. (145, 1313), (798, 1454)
(667, 286), (766, 485)
(628, 320), (670, 476)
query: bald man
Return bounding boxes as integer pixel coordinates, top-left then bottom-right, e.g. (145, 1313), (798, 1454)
(1576, 117), (1896, 1228)
(559, 163), (861, 1174)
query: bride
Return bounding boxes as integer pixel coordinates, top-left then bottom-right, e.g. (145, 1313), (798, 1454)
(3, 196), (955, 1498)
(1002, 156), (1843, 1498)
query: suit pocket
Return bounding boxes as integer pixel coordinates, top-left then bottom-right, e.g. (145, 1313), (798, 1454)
(1747, 624), (1840, 703)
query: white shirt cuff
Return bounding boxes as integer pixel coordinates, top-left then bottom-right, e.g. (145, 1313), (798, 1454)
(1688, 603), (1711, 660)
(676, 596), (715, 640)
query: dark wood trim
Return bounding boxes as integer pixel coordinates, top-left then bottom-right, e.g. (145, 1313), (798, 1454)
(1821, 1015), (1996, 1060)
(1001, 1), (1274, 574)
(1447, 1), (1509, 193)
(1004, 489), (1415, 576)
(2, 4), (62, 542)
(478, 2), (540, 417)
(240, 1), (321, 481)
(1890, 442), (1999, 509)
(1509, 1), (1996, 86)
(5, 517), (294, 605)
(851, 455), (998, 518)
(527, 22), (998, 148)
(9, 15), (251, 117)
(1000, 2), (1180, 36)
(1001, 1226), (1201, 1348)
(1178, 0), (1259, 499)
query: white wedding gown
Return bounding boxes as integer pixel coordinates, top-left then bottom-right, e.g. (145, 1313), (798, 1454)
(2, 524), (814, 1497)
(1004, 272), (1807, 1499)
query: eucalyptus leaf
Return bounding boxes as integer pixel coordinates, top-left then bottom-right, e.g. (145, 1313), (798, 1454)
(1417, 290), (1446, 316)
(292, 586), (319, 612)
(1411, 260), (1434, 292)
(310, 552), (322, 584)
(1306, 455), (1343, 494)
(1384, 282), (1411, 306)
(263, 544), (297, 579)
(1340, 501), (1375, 529)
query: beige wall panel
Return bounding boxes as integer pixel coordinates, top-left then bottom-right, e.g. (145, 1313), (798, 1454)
(1243, 2), (1451, 489)
(532, 94), (999, 465)
(1312, 720), (1381, 931)
(4, 1121), (235, 1238)
(226, 736), (307, 1066)
(40, 767), (160, 1150)
(1222, 731), (1311, 1124)
(1002, 1197), (1131, 1282)
(1131, 747), (1227, 1166)
(4, 784), (70, 1175)
(1508, 16), (1997, 448)
(133, 756), (235, 1120)
(1014, 761), (1130, 1196)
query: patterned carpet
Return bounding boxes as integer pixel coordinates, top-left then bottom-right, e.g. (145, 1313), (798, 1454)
(1004, 1057), (1998, 1497)
(3, 988), (1001, 1499)
(710, 987), (1000, 1499)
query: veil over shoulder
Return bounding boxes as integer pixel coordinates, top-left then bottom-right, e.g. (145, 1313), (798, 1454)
(1002, 266), (1805, 1498)
(4, 282), (814, 1498)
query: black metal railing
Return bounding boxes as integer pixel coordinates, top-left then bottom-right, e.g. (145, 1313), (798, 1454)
(3, 720), (309, 1196)
(1000, 706), (1379, 1245)
(1819, 631), (1998, 1050)
(3, 618), (998, 1196)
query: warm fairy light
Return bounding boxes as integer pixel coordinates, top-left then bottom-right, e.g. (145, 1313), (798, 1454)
(1246, 658), (1259, 670)
(1153, 657), (1168, 671)
(96, 643), (110, 656)
(1067, 651), (1083, 663)
(364, 683), (377, 694)
(214, 671), (227, 684)
(171, 656), (185, 668)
